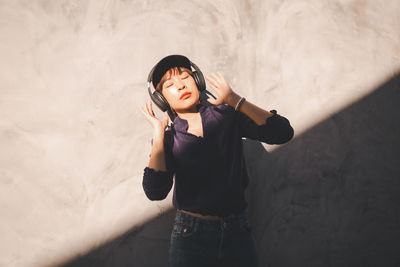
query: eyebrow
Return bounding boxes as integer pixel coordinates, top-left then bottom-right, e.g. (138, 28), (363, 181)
(165, 72), (188, 81)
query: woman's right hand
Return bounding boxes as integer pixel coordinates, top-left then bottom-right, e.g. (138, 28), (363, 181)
(140, 101), (169, 135)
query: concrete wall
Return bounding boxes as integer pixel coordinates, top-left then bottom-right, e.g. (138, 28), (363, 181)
(0, 0), (399, 266)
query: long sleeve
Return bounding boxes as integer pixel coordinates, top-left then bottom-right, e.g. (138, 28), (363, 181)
(238, 109), (294, 144)
(142, 129), (175, 200)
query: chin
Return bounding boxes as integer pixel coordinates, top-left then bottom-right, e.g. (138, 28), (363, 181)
(182, 101), (198, 109)
(175, 97), (200, 112)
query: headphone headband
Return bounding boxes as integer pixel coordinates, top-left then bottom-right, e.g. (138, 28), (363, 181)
(147, 56), (208, 122)
(147, 59), (204, 91)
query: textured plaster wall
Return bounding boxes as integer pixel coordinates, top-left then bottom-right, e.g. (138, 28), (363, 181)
(0, 0), (399, 266)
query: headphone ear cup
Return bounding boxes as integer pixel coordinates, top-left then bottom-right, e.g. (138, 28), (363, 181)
(151, 90), (170, 112)
(192, 71), (206, 92)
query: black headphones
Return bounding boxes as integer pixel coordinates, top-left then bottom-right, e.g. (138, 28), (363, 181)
(147, 57), (215, 122)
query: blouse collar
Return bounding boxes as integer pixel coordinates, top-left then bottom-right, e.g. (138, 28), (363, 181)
(173, 102), (206, 132)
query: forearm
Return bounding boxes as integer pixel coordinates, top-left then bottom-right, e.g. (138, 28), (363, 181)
(148, 132), (167, 172)
(227, 92), (274, 125)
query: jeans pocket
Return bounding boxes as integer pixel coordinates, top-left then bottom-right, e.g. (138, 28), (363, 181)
(172, 222), (195, 238)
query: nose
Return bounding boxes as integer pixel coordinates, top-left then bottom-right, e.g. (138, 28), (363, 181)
(176, 79), (186, 90)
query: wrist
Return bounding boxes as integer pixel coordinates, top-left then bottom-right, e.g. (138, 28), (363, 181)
(227, 92), (241, 107)
(153, 129), (165, 140)
(234, 96), (246, 111)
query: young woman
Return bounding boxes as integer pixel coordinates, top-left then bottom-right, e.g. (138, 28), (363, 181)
(140, 55), (294, 267)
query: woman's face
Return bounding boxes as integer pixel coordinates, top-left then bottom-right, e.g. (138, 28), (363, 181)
(161, 68), (200, 114)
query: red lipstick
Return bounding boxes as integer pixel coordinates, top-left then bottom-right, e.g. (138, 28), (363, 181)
(180, 92), (191, 100)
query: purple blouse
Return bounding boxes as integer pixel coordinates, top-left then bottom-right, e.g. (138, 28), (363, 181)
(142, 102), (294, 216)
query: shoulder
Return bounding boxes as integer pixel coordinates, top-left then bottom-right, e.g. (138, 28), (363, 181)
(202, 103), (237, 124)
(212, 104), (236, 121)
(209, 103), (235, 114)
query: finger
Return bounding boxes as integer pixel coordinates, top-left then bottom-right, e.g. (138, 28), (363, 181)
(206, 97), (216, 105)
(140, 107), (149, 120)
(140, 106), (153, 124)
(206, 74), (219, 82)
(144, 102), (150, 115)
(149, 101), (155, 116)
(141, 105), (148, 116)
(141, 105), (153, 120)
(206, 80), (216, 90)
(205, 75), (215, 83)
(210, 84), (221, 96)
(206, 84), (219, 97)
(206, 75), (219, 87)
(217, 72), (226, 82)
(211, 73), (221, 82)
(145, 101), (154, 117)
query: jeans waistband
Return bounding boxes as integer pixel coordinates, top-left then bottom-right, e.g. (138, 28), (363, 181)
(175, 208), (247, 226)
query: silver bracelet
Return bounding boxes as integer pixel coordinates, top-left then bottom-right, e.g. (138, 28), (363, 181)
(235, 97), (246, 111)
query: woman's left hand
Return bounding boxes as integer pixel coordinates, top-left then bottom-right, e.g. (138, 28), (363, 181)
(205, 72), (238, 106)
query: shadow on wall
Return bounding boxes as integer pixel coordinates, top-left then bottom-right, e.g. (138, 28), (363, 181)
(59, 74), (400, 267)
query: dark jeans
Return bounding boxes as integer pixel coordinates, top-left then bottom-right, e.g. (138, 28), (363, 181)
(168, 209), (259, 267)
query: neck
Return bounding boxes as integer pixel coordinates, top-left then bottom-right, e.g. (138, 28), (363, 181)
(175, 102), (201, 121)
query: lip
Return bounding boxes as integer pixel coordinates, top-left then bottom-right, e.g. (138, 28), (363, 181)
(180, 92), (191, 100)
